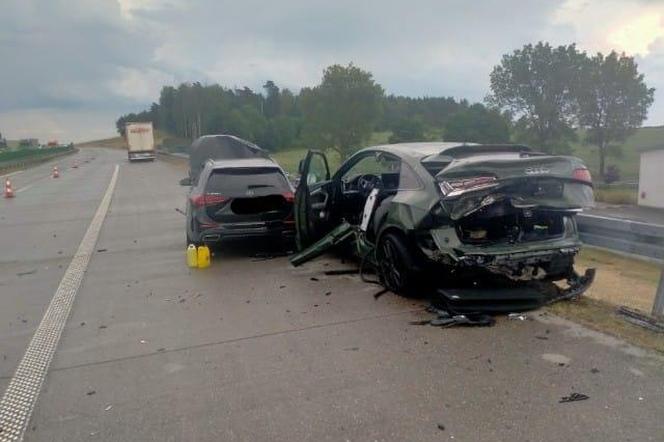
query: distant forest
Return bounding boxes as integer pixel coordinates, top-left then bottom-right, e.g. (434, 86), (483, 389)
(116, 65), (510, 154)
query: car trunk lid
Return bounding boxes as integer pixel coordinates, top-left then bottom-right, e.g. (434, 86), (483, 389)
(433, 153), (594, 221)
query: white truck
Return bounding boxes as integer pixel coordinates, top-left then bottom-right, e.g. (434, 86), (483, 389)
(125, 122), (155, 162)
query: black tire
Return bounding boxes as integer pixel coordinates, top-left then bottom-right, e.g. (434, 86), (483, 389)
(376, 232), (414, 295)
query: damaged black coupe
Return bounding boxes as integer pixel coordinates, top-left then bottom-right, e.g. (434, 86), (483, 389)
(290, 142), (596, 311)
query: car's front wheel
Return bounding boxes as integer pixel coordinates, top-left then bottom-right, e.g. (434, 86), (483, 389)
(376, 232), (414, 295)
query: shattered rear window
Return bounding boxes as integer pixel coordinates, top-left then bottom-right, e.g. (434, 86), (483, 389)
(206, 167), (290, 197)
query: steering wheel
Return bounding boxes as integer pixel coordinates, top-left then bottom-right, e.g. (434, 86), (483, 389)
(357, 174), (382, 197)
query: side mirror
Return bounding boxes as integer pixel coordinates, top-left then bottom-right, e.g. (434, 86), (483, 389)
(179, 177), (192, 186)
(298, 159), (305, 175)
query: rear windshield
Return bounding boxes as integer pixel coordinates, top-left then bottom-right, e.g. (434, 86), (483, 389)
(205, 167), (290, 197)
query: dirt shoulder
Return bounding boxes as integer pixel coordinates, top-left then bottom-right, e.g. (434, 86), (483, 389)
(547, 247), (662, 353)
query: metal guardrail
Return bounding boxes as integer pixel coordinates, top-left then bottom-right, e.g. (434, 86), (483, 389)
(0, 147), (78, 174)
(577, 213), (664, 261)
(156, 149), (189, 160)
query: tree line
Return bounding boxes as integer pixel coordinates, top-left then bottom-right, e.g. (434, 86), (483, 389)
(118, 42), (654, 180)
(116, 65), (510, 158)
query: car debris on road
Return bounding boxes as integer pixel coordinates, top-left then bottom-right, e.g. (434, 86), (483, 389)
(289, 142), (596, 313)
(560, 392), (590, 403)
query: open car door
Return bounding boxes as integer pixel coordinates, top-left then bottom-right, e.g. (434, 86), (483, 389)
(294, 150), (335, 250)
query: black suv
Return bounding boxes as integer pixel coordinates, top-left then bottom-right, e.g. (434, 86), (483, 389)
(185, 158), (295, 245)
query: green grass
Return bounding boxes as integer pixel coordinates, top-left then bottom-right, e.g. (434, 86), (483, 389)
(0, 146), (73, 164)
(594, 186), (638, 205)
(272, 148), (342, 176)
(570, 126), (664, 182)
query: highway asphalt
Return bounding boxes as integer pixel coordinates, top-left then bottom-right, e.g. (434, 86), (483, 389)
(0, 148), (662, 441)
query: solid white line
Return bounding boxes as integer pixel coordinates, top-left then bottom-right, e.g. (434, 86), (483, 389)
(0, 164), (119, 442)
(1, 171), (23, 179)
(14, 184), (33, 194)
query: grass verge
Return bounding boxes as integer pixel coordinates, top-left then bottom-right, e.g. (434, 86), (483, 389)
(547, 297), (663, 353)
(547, 246), (663, 353)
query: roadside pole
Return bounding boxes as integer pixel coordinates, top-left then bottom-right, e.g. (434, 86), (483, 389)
(653, 269), (664, 319)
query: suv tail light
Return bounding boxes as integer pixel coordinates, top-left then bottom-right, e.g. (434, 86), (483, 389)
(282, 191), (295, 203)
(439, 176), (498, 197)
(572, 167), (592, 184)
(190, 193), (229, 208)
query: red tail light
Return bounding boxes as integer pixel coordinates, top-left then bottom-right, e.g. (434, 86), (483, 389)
(190, 193), (229, 208)
(572, 168), (592, 184)
(439, 176), (498, 197)
(282, 191), (295, 203)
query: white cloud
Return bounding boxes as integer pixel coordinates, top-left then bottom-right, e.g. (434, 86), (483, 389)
(553, 0), (664, 56)
(2, 0), (663, 143)
(117, 0), (187, 20)
(0, 108), (117, 143)
(109, 67), (175, 103)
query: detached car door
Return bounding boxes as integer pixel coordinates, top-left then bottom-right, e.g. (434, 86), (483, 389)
(294, 150), (335, 250)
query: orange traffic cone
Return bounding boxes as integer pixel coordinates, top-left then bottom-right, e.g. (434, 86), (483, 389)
(52, 166), (60, 178)
(4, 179), (15, 198)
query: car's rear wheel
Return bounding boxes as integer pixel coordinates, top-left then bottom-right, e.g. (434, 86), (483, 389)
(376, 232), (414, 295)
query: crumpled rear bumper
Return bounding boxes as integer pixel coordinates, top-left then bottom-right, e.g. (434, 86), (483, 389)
(434, 268), (595, 313)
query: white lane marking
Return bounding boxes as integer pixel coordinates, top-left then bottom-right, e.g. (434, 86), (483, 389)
(0, 164), (119, 442)
(14, 184), (33, 194)
(1, 171), (24, 179)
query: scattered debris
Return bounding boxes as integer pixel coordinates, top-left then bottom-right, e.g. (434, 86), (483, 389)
(559, 393), (589, 403)
(279, 285), (286, 289)
(104, 405), (113, 411)
(616, 306), (664, 333)
(16, 269), (37, 277)
(590, 368), (600, 374)
(80, 322), (86, 326)
(508, 313), (528, 321)
(437, 424), (446, 431)
(325, 291), (332, 296)
(324, 269), (360, 276)
(414, 306), (495, 328)
(174, 207), (186, 216)
(96, 249), (107, 253)
(310, 277), (319, 282)
(373, 288), (388, 299)
(86, 390), (96, 396)
(139, 339), (147, 344)
(432, 314), (495, 327)
(98, 325), (107, 329)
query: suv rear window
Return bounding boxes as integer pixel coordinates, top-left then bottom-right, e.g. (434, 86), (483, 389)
(205, 167), (290, 197)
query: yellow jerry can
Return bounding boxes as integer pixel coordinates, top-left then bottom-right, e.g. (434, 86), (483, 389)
(186, 244), (198, 268)
(197, 245), (211, 268)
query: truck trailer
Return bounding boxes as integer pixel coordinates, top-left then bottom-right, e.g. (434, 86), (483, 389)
(125, 122), (155, 162)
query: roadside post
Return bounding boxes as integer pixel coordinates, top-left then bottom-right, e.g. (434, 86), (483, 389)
(652, 269), (664, 319)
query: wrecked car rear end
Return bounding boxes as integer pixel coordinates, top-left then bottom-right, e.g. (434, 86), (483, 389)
(291, 143), (595, 311)
(414, 145), (595, 308)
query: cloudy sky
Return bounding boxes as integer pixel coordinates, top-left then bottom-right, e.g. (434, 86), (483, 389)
(1, 0), (663, 142)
